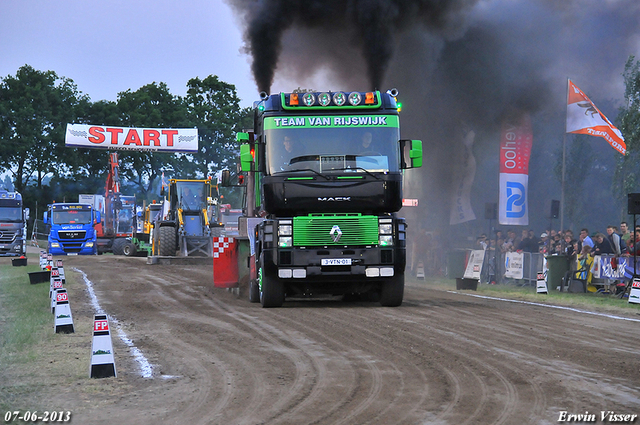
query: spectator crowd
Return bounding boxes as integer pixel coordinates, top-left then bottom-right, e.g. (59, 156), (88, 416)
(475, 221), (640, 258)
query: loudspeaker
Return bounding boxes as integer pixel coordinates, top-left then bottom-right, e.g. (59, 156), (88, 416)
(484, 203), (497, 220)
(549, 200), (560, 219)
(628, 193), (640, 215)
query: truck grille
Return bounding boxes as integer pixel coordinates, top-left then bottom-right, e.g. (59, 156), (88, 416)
(293, 214), (378, 246)
(58, 230), (87, 240)
(0, 230), (17, 243)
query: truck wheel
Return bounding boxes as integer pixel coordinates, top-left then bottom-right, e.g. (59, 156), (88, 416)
(249, 279), (260, 303)
(258, 254), (284, 308)
(380, 272), (404, 307)
(112, 238), (127, 255)
(158, 226), (177, 256)
(123, 242), (137, 257)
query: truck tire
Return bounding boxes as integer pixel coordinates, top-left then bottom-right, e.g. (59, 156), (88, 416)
(123, 242), (137, 257)
(112, 238), (128, 255)
(259, 253), (284, 308)
(159, 226), (177, 257)
(380, 273), (404, 307)
(249, 279), (260, 303)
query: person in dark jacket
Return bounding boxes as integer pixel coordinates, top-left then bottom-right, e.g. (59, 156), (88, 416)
(593, 233), (615, 255)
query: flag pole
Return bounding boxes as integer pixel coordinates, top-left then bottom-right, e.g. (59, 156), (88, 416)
(560, 78), (569, 233)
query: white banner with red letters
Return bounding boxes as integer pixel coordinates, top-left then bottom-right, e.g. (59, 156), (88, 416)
(65, 124), (198, 152)
(498, 114), (532, 226)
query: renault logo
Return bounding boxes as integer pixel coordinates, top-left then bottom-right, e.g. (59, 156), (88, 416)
(330, 225), (342, 243)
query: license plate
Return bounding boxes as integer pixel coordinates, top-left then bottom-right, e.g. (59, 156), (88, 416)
(321, 258), (352, 266)
(68, 253), (78, 256)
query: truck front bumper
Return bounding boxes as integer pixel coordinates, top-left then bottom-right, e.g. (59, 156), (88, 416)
(264, 246), (405, 281)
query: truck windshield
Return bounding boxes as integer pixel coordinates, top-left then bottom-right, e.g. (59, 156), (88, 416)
(52, 210), (92, 224)
(176, 182), (206, 211)
(0, 207), (22, 222)
(265, 117), (400, 176)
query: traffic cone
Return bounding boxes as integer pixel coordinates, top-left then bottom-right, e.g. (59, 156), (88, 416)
(90, 315), (117, 378)
(629, 278), (640, 304)
(536, 271), (548, 294)
(416, 261), (425, 279)
(53, 289), (74, 334)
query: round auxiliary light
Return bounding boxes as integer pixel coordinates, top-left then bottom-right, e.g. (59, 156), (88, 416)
(348, 92), (362, 106)
(318, 92), (331, 106)
(333, 92), (347, 106)
(302, 93), (316, 106)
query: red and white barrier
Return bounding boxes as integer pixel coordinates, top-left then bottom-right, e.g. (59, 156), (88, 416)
(212, 237), (238, 288)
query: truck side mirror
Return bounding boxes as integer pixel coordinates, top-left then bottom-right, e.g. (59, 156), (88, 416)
(43, 212), (48, 224)
(400, 139), (423, 169)
(240, 144), (254, 172)
(95, 211), (102, 224)
(220, 170), (231, 187)
(24, 208), (30, 221)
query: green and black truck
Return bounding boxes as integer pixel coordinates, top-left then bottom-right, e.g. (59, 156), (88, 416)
(236, 89), (422, 307)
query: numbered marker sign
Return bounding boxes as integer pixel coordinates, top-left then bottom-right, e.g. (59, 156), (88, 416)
(53, 280), (63, 289)
(51, 269), (59, 277)
(56, 292), (68, 303)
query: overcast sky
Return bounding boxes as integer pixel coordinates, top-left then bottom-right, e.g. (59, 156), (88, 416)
(0, 0), (260, 106)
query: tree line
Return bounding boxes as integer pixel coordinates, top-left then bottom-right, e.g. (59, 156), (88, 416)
(0, 65), (252, 217)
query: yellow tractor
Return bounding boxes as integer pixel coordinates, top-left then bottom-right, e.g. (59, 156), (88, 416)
(153, 179), (217, 257)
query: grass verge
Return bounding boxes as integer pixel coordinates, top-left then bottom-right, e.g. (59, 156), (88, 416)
(409, 276), (640, 316)
(0, 260), (106, 414)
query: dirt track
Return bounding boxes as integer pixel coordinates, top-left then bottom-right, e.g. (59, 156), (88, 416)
(33, 253), (640, 424)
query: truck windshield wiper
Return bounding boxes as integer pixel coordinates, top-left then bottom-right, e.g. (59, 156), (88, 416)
(279, 168), (330, 180)
(334, 167), (381, 180)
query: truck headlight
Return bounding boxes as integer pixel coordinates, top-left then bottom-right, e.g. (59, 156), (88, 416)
(379, 224), (392, 234)
(278, 237), (292, 248)
(51, 242), (60, 248)
(279, 224), (292, 236)
(85, 242), (94, 247)
(379, 235), (393, 246)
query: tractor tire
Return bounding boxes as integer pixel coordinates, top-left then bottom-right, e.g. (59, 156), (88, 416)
(249, 279), (260, 303)
(112, 238), (128, 256)
(158, 226), (177, 257)
(123, 242), (138, 257)
(258, 253), (284, 308)
(380, 272), (404, 307)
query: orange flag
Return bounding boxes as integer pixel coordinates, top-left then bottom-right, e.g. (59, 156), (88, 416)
(566, 79), (625, 155)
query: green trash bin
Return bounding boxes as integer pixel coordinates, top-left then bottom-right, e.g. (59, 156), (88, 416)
(447, 250), (468, 279)
(546, 255), (570, 291)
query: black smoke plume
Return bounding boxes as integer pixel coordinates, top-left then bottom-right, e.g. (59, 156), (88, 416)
(229, 0), (479, 93)
(227, 0), (640, 235)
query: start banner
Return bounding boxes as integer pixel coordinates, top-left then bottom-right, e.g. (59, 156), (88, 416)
(498, 114), (532, 226)
(65, 124), (198, 152)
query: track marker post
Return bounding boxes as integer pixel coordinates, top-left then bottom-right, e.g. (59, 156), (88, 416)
(53, 289), (74, 333)
(50, 280), (64, 313)
(536, 271), (548, 294)
(90, 315), (117, 378)
(629, 278), (640, 304)
(56, 259), (65, 280)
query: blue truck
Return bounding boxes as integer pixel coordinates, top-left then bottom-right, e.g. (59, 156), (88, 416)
(44, 203), (101, 255)
(0, 188), (29, 257)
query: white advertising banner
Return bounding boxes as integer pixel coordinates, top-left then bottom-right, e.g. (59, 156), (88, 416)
(463, 249), (485, 279)
(504, 252), (524, 279)
(65, 124), (198, 152)
(450, 130), (477, 225)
